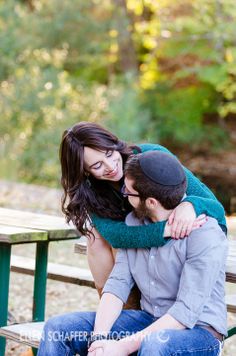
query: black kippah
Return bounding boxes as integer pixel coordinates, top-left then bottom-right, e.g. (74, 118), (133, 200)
(139, 151), (185, 186)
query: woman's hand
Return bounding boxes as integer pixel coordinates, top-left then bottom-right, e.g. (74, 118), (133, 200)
(167, 202), (207, 239)
(88, 340), (129, 356)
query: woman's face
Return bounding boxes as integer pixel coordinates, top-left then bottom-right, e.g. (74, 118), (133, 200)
(83, 147), (123, 181)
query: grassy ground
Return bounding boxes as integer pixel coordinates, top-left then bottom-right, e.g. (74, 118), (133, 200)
(0, 180), (235, 355)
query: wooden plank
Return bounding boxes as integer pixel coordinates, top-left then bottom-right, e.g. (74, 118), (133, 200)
(225, 295), (236, 313)
(227, 216), (236, 234)
(11, 255), (95, 288)
(0, 208), (79, 240)
(0, 322), (44, 348)
(227, 240), (236, 283)
(74, 241), (87, 255)
(0, 224), (47, 244)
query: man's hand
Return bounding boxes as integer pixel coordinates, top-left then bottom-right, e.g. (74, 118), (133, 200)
(167, 202), (207, 239)
(88, 339), (129, 356)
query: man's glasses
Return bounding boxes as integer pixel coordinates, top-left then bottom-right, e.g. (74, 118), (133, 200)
(120, 184), (140, 197)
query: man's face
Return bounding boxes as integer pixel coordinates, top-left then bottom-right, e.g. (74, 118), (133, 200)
(124, 177), (150, 220)
(124, 177), (140, 209)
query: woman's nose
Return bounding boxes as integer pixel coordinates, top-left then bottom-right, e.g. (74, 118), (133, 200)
(104, 159), (114, 171)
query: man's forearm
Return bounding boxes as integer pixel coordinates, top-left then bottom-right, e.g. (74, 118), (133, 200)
(93, 292), (123, 335)
(119, 313), (185, 354)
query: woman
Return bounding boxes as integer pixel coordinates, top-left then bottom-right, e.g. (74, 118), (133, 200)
(60, 121), (226, 292)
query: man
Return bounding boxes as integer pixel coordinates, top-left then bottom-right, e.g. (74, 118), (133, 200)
(38, 151), (227, 356)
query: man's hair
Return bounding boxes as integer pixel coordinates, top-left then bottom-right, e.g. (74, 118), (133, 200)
(124, 154), (187, 210)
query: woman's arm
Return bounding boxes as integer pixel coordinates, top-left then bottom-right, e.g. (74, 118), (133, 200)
(87, 228), (115, 291)
(91, 214), (168, 249)
(182, 166), (226, 231)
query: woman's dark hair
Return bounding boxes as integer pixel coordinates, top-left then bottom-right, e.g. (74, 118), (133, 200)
(124, 154), (187, 210)
(59, 121), (139, 235)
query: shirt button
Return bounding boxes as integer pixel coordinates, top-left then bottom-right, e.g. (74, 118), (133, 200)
(150, 255), (155, 259)
(151, 281), (155, 286)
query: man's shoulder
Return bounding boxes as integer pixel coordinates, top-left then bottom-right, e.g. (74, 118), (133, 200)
(190, 217), (225, 237)
(187, 217), (227, 251)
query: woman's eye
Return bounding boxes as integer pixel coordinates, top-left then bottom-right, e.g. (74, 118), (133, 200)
(106, 150), (113, 157)
(93, 162), (102, 170)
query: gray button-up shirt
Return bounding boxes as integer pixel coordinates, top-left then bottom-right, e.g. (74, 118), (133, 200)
(103, 214), (228, 335)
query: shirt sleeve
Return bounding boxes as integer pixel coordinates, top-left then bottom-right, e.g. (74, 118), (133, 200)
(102, 249), (135, 303)
(167, 222), (228, 328)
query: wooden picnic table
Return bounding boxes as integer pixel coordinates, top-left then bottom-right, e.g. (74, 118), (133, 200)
(0, 207), (79, 356)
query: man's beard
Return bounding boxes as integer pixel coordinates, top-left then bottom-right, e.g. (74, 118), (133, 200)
(133, 200), (151, 222)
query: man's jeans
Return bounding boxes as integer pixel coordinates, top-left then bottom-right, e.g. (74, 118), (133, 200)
(37, 310), (222, 356)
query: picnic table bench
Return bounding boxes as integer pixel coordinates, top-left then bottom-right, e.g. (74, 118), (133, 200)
(0, 209), (236, 354)
(0, 207), (81, 355)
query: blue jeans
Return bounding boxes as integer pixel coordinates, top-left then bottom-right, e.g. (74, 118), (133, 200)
(37, 310), (222, 356)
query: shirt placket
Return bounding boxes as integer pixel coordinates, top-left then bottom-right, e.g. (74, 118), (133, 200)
(148, 247), (159, 317)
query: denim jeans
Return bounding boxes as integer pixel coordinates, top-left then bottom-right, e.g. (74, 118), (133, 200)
(37, 310), (222, 356)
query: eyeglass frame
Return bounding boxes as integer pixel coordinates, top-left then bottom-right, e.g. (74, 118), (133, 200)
(120, 184), (140, 198)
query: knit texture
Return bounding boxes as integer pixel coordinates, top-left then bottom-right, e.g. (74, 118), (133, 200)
(92, 143), (227, 248)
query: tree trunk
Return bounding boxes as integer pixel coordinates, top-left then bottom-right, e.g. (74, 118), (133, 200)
(113, 0), (138, 74)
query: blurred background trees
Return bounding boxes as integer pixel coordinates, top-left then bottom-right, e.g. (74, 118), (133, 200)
(0, 0), (236, 185)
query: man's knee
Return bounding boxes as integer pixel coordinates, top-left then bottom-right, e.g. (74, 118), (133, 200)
(42, 312), (94, 343)
(42, 315), (67, 342)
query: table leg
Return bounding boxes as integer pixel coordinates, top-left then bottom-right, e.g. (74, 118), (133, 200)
(0, 244), (11, 356)
(33, 241), (49, 322)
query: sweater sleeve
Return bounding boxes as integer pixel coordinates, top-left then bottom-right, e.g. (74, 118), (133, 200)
(91, 214), (168, 249)
(182, 167), (226, 232)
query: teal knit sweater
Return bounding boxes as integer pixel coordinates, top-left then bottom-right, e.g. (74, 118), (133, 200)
(92, 143), (227, 248)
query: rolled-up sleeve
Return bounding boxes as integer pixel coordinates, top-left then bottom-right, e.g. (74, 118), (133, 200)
(168, 225), (228, 328)
(102, 249), (135, 303)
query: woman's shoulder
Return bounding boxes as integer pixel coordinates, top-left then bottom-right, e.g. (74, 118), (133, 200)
(137, 143), (172, 154)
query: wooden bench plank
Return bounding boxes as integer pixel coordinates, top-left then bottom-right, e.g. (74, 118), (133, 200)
(11, 255), (95, 288)
(74, 240), (87, 255)
(0, 208), (79, 240)
(225, 295), (236, 314)
(0, 322), (44, 348)
(0, 224), (47, 244)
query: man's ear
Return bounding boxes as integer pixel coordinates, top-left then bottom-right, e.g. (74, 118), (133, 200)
(145, 197), (158, 209)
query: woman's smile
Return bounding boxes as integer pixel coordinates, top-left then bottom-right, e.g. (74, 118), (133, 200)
(84, 146), (123, 181)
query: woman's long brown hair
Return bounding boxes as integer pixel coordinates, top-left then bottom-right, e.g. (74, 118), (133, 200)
(59, 121), (139, 235)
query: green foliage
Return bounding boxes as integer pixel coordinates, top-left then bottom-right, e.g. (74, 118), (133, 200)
(0, 0), (236, 185)
(103, 78), (152, 143)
